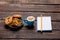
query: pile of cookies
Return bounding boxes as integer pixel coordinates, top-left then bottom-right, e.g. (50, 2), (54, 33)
(5, 14), (23, 27)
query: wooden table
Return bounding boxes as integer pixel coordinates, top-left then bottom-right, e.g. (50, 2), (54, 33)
(0, 0), (60, 40)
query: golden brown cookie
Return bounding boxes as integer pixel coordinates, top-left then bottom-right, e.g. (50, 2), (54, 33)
(5, 16), (13, 25)
(11, 18), (22, 27)
(13, 14), (22, 18)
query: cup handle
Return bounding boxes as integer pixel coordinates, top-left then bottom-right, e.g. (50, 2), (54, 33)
(22, 18), (28, 23)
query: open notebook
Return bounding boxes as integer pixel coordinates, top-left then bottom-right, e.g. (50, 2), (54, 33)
(37, 16), (52, 32)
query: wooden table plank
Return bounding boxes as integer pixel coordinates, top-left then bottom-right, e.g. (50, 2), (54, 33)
(0, 0), (60, 4)
(0, 39), (22, 40)
(0, 4), (60, 12)
(0, 29), (60, 38)
(0, 39), (23, 40)
(1, 38), (60, 40)
(0, 38), (60, 40)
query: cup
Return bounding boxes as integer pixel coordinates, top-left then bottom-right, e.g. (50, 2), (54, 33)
(23, 16), (35, 27)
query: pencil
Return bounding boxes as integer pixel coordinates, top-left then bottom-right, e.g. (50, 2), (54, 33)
(40, 15), (42, 32)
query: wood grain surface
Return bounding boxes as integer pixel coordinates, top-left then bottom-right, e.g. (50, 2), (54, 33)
(0, 0), (60, 4)
(0, 4), (60, 12)
(0, 0), (60, 40)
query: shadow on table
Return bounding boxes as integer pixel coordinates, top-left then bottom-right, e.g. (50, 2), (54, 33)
(4, 25), (23, 31)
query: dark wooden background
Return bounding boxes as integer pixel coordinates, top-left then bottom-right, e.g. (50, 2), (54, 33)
(0, 0), (60, 40)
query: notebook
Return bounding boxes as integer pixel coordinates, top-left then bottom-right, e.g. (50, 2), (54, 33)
(37, 16), (52, 32)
